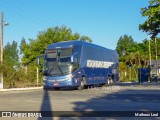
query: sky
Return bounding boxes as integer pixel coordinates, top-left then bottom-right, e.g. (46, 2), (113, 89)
(0, 0), (149, 50)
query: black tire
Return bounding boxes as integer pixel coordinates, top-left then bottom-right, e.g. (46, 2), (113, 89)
(109, 78), (114, 86)
(43, 87), (49, 91)
(111, 74), (114, 84)
(54, 87), (60, 90)
(78, 77), (85, 90)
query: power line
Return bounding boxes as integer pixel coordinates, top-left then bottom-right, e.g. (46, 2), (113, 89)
(5, 0), (60, 27)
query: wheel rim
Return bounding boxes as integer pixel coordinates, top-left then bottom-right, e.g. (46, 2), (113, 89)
(107, 79), (110, 85)
(81, 80), (84, 88)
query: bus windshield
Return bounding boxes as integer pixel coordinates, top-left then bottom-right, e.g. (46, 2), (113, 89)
(43, 48), (73, 76)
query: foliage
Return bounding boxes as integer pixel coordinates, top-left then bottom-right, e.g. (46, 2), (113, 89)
(116, 34), (160, 81)
(116, 34), (136, 61)
(139, 0), (160, 38)
(1, 62), (42, 88)
(20, 26), (92, 65)
(4, 41), (19, 67)
(0, 40), (42, 88)
(0, 41), (20, 88)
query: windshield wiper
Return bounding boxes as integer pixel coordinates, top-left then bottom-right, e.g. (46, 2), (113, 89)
(48, 63), (64, 76)
(48, 66), (54, 75)
(57, 62), (64, 75)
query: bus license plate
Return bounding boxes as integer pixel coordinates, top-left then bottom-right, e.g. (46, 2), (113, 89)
(54, 83), (59, 86)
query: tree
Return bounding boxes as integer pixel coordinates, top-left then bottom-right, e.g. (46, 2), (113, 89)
(116, 34), (135, 61)
(20, 26), (92, 65)
(116, 35), (137, 81)
(20, 37), (27, 55)
(80, 36), (92, 42)
(139, 0), (160, 38)
(0, 41), (19, 88)
(4, 41), (19, 67)
(116, 35), (152, 81)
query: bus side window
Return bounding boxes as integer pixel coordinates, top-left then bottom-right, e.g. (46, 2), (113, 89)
(72, 57), (79, 72)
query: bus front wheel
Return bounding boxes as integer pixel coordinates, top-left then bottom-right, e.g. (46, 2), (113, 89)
(78, 77), (85, 90)
(54, 87), (60, 90)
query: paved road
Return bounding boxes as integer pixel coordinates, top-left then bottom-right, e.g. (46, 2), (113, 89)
(0, 83), (160, 120)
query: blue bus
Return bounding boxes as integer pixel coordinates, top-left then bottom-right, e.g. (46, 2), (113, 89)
(37, 40), (119, 90)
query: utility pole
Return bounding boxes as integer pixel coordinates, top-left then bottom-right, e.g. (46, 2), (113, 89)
(155, 37), (159, 79)
(0, 12), (4, 89)
(0, 12), (9, 89)
(148, 34), (152, 82)
(36, 67), (39, 86)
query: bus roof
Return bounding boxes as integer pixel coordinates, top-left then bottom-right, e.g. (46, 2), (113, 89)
(47, 40), (114, 51)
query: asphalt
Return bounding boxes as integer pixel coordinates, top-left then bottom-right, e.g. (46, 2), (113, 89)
(0, 81), (160, 92)
(0, 83), (160, 120)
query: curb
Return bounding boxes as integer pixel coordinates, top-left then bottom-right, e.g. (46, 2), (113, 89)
(120, 82), (139, 84)
(139, 82), (160, 85)
(0, 87), (43, 92)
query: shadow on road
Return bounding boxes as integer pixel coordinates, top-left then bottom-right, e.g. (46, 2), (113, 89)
(38, 90), (53, 120)
(59, 87), (160, 120)
(38, 87), (77, 120)
(74, 90), (160, 110)
(37, 84), (160, 120)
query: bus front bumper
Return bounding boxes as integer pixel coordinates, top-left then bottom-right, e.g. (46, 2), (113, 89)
(43, 75), (78, 88)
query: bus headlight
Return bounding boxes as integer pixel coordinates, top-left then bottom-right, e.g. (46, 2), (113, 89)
(43, 76), (48, 81)
(69, 65), (72, 72)
(66, 74), (75, 80)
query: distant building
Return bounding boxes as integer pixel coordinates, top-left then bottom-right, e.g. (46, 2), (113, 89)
(147, 60), (160, 75)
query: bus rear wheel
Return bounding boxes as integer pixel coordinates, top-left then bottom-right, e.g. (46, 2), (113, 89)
(105, 78), (113, 86)
(109, 79), (114, 86)
(78, 77), (85, 90)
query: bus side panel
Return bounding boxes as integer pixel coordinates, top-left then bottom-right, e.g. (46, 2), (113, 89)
(80, 44), (118, 85)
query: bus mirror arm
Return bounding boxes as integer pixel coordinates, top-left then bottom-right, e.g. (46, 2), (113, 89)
(37, 54), (44, 65)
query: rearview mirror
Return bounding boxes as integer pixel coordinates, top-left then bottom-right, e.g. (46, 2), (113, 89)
(37, 55), (44, 65)
(42, 70), (48, 76)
